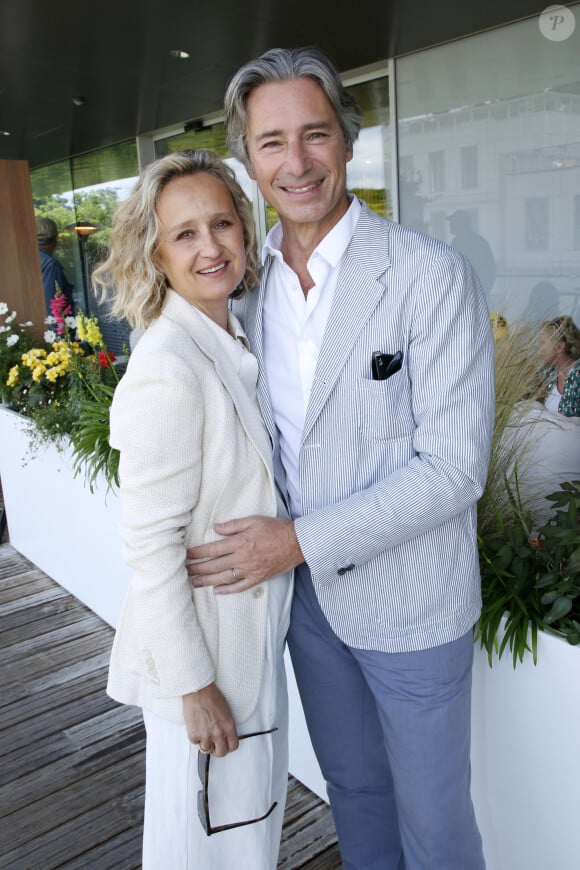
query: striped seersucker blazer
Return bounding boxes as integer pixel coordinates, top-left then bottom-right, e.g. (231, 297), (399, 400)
(235, 202), (495, 654)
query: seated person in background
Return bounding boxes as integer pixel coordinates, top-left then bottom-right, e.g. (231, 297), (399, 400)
(36, 217), (75, 316)
(539, 315), (580, 417)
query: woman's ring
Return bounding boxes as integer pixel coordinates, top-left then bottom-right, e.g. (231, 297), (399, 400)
(199, 745), (213, 755)
(231, 568), (237, 580)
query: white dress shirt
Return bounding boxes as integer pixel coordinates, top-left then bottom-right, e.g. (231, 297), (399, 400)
(262, 197), (361, 518)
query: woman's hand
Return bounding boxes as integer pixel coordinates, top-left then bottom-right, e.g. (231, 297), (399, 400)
(182, 683), (239, 757)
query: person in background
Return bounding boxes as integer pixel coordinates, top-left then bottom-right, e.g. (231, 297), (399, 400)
(35, 217), (75, 315)
(447, 209), (497, 295)
(539, 315), (580, 417)
(523, 280), (560, 323)
(95, 149), (292, 869)
(186, 47), (495, 870)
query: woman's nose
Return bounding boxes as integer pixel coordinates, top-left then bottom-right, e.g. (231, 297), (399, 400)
(198, 228), (222, 256)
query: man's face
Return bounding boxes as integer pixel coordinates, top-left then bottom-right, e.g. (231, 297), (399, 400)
(244, 78), (353, 238)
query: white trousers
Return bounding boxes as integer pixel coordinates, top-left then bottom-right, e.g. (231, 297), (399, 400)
(141, 574), (290, 870)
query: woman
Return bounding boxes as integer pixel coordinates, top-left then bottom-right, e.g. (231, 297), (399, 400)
(94, 150), (292, 869)
(539, 315), (580, 417)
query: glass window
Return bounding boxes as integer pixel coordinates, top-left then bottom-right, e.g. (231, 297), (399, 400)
(525, 197), (549, 251)
(345, 75), (392, 221)
(30, 160), (79, 309)
(31, 141), (139, 353)
(461, 145), (479, 190)
(428, 151), (445, 192)
(396, 13), (580, 324)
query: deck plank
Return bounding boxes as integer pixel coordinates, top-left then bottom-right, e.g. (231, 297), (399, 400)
(0, 541), (340, 869)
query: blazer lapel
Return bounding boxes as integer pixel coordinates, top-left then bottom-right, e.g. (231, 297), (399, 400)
(162, 291), (275, 481)
(238, 261), (277, 444)
(302, 207), (392, 442)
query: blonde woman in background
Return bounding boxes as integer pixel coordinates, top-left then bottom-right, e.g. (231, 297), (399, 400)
(540, 315), (580, 417)
(94, 149), (292, 869)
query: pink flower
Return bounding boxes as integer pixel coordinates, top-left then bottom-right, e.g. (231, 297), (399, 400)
(49, 291), (73, 336)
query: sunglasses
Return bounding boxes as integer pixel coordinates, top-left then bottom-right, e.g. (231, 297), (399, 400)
(197, 727), (278, 836)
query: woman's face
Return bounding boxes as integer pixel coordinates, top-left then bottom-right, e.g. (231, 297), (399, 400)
(540, 328), (564, 365)
(155, 172), (246, 324)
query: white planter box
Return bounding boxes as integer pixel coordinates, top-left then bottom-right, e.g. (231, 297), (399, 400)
(471, 629), (580, 870)
(1, 405), (579, 868)
(0, 406), (130, 626)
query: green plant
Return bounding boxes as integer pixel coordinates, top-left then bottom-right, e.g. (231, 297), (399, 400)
(477, 480), (580, 667)
(70, 380), (120, 493)
(2, 295), (123, 491)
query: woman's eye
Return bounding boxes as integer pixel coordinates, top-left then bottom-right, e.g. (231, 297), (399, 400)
(177, 230), (194, 240)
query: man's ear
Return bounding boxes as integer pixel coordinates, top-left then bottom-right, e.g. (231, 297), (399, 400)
(245, 160), (257, 181)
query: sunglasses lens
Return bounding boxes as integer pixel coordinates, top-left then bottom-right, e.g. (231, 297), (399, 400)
(198, 750), (209, 781)
(197, 789), (210, 835)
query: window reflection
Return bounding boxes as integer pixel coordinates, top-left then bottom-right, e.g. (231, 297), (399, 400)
(396, 15), (580, 324)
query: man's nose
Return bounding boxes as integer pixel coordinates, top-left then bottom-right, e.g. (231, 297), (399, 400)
(284, 139), (311, 176)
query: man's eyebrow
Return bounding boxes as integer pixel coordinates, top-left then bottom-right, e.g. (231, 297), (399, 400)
(253, 121), (333, 142)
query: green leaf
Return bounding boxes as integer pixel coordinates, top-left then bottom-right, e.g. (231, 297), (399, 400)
(544, 596), (573, 624)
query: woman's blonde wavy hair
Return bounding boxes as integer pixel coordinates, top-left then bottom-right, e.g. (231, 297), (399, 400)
(541, 315), (580, 360)
(93, 149), (259, 329)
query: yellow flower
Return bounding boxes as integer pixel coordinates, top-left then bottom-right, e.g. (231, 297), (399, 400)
(77, 312), (104, 348)
(32, 365), (46, 382)
(76, 314), (87, 341)
(22, 347), (47, 366)
(6, 365), (19, 386)
(490, 312), (508, 339)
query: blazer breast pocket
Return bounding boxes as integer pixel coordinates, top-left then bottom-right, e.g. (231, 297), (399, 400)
(357, 373), (413, 442)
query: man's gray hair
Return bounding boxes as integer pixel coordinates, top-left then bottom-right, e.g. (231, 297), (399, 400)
(225, 47), (362, 167)
(36, 216), (58, 245)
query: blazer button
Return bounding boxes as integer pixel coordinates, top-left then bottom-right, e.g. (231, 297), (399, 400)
(252, 586), (264, 598)
(337, 564), (355, 576)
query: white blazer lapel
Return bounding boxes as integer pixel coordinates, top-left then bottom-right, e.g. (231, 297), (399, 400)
(237, 261), (277, 443)
(302, 208), (392, 442)
(162, 291), (275, 483)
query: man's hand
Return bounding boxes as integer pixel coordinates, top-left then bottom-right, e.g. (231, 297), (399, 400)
(186, 515), (303, 594)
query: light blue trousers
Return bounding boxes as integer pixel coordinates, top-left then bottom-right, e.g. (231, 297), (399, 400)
(288, 563), (485, 870)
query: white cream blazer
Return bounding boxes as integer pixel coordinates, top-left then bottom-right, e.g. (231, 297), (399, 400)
(107, 290), (289, 724)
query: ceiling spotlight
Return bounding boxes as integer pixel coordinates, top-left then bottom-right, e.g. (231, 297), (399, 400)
(72, 95), (86, 107)
(0, 130), (10, 136)
(169, 49), (190, 59)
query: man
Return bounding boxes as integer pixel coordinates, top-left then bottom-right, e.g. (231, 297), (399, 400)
(446, 210), (497, 295)
(36, 217), (75, 315)
(187, 47), (494, 869)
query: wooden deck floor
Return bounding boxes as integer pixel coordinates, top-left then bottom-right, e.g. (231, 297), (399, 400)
(0, 541), (341, 869)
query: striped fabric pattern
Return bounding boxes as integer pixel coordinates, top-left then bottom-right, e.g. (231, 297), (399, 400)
(235, 203), (495, 653)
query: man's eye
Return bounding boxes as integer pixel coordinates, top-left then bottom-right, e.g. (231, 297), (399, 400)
(215, 220), (232, 229)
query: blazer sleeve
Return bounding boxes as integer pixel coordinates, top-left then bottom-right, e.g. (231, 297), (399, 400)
(110, 350), (215, 697)
(294, 249), (496, 583)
